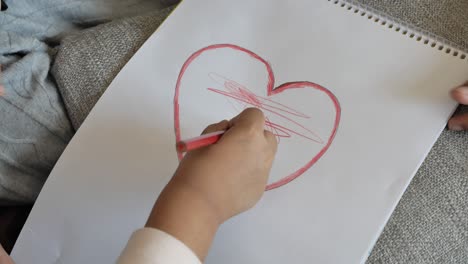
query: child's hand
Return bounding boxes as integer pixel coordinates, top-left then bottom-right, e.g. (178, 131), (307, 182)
(146, 108), (277, 260)
(174, 107), (277, 221)
(449, 85), (468, 131)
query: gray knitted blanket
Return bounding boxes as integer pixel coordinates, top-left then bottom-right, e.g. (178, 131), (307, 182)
(0, 0), (175, 204)
(0, 0), (467, 263)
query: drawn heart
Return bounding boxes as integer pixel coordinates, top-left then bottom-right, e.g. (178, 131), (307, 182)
(174, 44), (341, 190)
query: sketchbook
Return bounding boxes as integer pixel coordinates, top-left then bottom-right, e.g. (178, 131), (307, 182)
(12, 1), (468, 263)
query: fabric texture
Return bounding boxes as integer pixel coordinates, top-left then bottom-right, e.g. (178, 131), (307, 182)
(0, 2), (74, 204)
(118, 228), (201, 264)
(0, 0), (175, 204)
(52, 7), (174, 129)
(368, 127), (468, 263)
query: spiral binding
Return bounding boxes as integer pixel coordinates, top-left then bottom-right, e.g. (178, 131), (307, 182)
(329, 0), (467, 60)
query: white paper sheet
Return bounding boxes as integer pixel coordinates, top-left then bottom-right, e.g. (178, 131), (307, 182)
(12, 0), (468, 263)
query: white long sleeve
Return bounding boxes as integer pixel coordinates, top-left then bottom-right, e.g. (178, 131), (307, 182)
(117, 228), (202, 264)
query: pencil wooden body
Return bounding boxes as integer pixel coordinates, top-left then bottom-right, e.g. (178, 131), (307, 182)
(176, 130), (225, 152)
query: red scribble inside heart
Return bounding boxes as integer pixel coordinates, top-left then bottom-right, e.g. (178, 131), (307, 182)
(207, 73), (324, 144)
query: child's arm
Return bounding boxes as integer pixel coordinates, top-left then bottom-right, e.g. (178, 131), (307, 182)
(449, 84), (468, 131)
(118, 108), (277, 263)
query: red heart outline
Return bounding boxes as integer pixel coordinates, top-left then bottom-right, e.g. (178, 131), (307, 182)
(174, 44), (341, 191)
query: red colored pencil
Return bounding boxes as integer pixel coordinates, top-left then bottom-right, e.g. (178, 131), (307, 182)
(176, 130), (225, 153)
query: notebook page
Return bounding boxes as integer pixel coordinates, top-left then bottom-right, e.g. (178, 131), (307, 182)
(12, 0), (468, 263)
